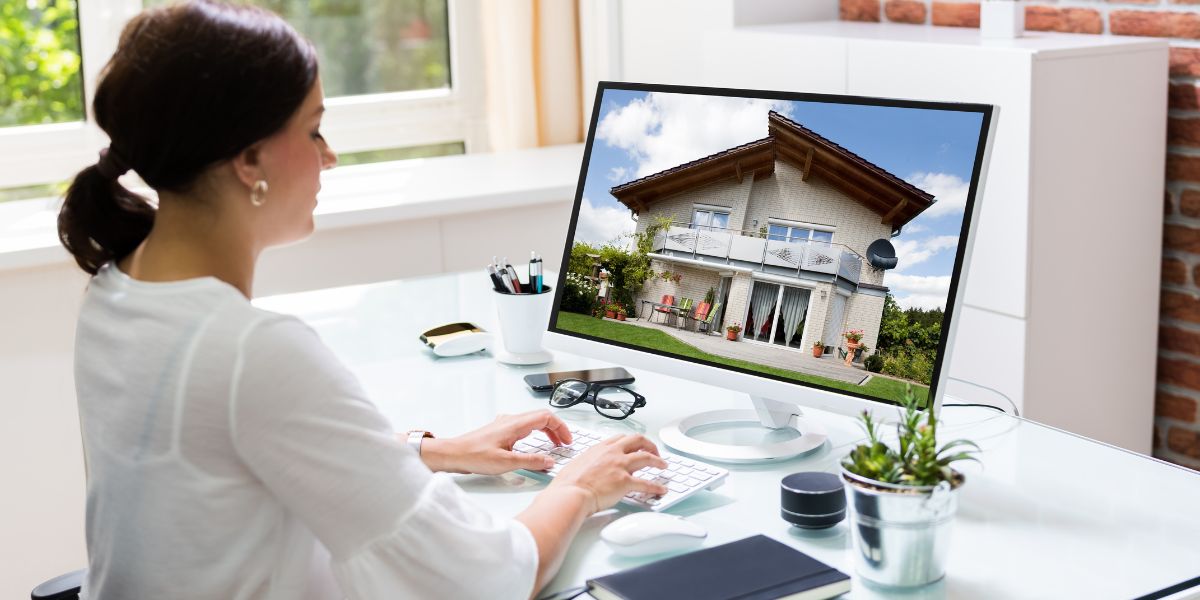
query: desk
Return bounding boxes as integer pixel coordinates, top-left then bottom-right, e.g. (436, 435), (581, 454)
(255, 271), (1200, 599)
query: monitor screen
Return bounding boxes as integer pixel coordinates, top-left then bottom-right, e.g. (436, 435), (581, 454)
(550, 82), (993, 409)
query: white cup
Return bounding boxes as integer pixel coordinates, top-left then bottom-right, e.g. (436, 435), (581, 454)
(493, 285), (554, 365)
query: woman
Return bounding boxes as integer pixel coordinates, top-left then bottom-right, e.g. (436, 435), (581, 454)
(58, 2), (668, 598)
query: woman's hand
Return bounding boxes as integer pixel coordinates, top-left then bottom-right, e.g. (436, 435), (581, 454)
(548, 434), (669, 514)
(419, 410), (574, 475)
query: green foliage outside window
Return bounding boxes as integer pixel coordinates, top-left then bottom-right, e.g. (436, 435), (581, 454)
(0, 0), (83, 127)
(876, 294), (942, 385)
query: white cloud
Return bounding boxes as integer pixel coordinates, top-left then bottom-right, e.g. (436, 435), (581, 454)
(608, 166), (629, 183)
(575, 196), (636, 248)
(903, 223), (927, 234)
(596, 93), (794, 179)
(891, 235), (958, 272)
(906, 172), (970, 219)
(883, 273), (952, 311)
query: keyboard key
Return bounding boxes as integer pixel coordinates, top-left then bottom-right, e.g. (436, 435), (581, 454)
(668, 481), (689, 493)
(683, 477), (700, 487)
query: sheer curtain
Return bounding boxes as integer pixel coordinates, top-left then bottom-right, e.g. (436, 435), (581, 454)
(480, 0), (583, 151)
(749, 283), (778, 341)
(780, 287), (810, 347)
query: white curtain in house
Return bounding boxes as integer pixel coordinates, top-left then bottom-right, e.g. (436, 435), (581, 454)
(780, 287), (810, 347)
(749, 283), (778, 340)
(480, 0), (583, 151)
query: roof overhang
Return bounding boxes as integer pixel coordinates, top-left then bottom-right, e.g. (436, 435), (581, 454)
(610, 139), (775, 215)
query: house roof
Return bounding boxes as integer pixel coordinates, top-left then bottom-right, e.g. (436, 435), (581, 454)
(609, 111), (936, 228)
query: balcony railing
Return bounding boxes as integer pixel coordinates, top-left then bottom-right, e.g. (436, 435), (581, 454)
(651, 222), (864, 285)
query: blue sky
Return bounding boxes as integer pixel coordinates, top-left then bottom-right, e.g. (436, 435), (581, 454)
(574, 89), (986, 310)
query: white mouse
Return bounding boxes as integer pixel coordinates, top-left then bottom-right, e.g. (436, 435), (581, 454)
(600, 512), (707, 557)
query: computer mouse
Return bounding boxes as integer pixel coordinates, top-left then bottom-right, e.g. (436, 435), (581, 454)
(600, 512), (707, 557)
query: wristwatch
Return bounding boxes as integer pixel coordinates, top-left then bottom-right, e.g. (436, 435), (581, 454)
(406, 430), (435, 456)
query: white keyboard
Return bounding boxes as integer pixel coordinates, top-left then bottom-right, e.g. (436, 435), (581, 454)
(513, 424), (728, 512)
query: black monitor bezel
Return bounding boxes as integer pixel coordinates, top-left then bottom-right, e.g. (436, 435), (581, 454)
(549, 80), (994, 408)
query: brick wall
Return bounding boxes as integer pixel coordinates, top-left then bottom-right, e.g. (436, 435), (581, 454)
(840, 0), (1200, 469)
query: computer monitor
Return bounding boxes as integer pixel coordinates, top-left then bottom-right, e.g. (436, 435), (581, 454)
(546, 82), (996, 462)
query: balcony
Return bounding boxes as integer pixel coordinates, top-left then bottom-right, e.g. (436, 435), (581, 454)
(651, 223), (864, 286)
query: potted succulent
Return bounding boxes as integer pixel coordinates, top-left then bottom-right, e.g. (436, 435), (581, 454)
(854, 344), (869, 362)
(725, 322), (742, 341)
(615, 304), (627, 321)
(841, 386), (981, 588)
(812, 339), (825, 358)
(604, 301), (616, 319)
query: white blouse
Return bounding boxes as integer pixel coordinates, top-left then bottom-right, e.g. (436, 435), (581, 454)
(74, 263), (537, 599)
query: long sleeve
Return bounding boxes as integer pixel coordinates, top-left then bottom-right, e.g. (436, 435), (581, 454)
(229, 317), (538, 599)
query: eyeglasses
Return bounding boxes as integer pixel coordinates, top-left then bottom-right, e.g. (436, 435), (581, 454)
(549, 379), (646, 420)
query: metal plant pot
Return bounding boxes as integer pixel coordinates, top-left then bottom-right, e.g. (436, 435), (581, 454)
(841, 467), (962, 588)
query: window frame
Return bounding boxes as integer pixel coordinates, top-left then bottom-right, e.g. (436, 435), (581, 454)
(691, 205), (731, 232)
(0, 0), (485, 190)
(767, 218), (834, 244)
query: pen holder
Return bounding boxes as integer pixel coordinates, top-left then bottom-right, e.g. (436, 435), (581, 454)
(493, 285), (554, 365)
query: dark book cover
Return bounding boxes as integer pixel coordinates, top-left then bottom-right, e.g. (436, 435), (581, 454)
(587, 534), (850, 600)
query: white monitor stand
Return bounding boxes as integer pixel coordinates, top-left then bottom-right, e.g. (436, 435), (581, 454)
(657, 396), (828, 463)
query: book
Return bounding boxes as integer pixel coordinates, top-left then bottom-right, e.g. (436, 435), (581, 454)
(587, 534), (850, 600)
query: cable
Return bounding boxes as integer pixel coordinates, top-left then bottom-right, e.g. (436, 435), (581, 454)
(943, 376), (1020, 417)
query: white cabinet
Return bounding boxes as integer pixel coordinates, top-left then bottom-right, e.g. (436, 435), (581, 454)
(621, 19), (1167, 452)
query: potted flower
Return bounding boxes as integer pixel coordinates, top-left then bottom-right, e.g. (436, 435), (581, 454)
(854, 343), (869, 362)
(812, 339), (825, 358)
(841, 386), (981, 588)
(615, 304), (627, 321)
(725, 322), (742, 341)
(844, 329), (864, 348)
(604, 303), (617, 319)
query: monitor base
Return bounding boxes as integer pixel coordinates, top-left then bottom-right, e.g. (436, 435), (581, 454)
(658, 396), (828, 463)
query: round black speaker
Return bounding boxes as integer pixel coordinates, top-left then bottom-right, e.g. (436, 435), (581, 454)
(780, 472), (846, 529)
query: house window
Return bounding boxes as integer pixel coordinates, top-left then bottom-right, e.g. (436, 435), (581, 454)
(0, 0), (483, 205)
(692, 209), (730, 232)
(768, 222), (834, 245)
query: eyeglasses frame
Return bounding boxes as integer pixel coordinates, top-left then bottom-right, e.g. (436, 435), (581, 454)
(548, 378), (647, 420)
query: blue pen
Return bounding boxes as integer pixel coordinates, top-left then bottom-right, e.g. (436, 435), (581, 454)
(529, 250), (543, 293)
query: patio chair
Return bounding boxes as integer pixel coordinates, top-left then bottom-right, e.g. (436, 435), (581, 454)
(653, 294), (675, 323)
(696, 301), (721, 333)
(670, 298), (693, 328)
(687, 302), (711, 331)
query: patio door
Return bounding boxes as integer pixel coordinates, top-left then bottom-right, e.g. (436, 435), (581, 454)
(709, 275), (732, 334)
(746, 281), (811, 348)
(822, 291), (848, 349)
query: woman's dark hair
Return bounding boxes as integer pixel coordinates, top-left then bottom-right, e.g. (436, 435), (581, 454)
(58, 0), (318, 274)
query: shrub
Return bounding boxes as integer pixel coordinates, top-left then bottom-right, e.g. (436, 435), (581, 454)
(879, 346), (935, 385)
(864, 353), (884, 373)
(561, 272), (598, 314)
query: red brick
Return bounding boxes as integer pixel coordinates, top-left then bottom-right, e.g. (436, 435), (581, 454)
(1164, 258), (1189, 285)
(841, 0), (881, 22)
(1164, 224), (1200, 253)
(1161, 290), (1200, 324)
(1172, 48), (1200, 77)
(1168, 153), (1200, 182)
(1161, 325), (1200, 355)
(1167, 426), (1200, 458)
(1117, 0), (1167, 4)
(1171, 0), (1200, 5)
(932, 2), (980, 28)
(1170, 83), (1200, 110)
(1158, 390), (1199, 421)
(1168, 190), (1175, 215)
(1111, 11), (1200, 39)
(885, 0), (926, 24)
(1169, 117), (1200, 147)
(1154, 425), (1163, 450)
(1159, 356), (1200, 392)
(1025, 7), (1103, 34)
(1181, 189), (1200, 217)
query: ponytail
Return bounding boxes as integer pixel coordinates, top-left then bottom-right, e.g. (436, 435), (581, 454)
(57, 165), (155, 275)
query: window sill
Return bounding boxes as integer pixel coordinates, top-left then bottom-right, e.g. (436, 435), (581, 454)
(0, 143), (584, 272)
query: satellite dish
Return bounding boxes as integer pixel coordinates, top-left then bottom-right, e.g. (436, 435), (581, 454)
(866, 239), (898, 270)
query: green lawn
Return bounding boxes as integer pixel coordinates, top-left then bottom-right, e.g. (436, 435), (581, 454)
(555, 311), (929, 405)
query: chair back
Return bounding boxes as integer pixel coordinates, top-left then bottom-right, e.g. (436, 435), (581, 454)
(693, 302), (711, 321)
(661, 294), (674, 305)
(679, 298), (693, 311)
(703, 302), (721, 324)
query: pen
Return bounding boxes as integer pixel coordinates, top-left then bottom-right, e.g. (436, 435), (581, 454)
(529, 250), (543, 293)
(502, 256), (523, 293)
(497, 265), (517, 293)
(486, 265), (507, 293)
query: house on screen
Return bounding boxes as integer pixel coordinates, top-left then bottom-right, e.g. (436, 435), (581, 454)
(612, 111), (934, 356)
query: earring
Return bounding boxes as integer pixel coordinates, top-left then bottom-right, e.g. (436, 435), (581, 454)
(250, 180), (268, 207)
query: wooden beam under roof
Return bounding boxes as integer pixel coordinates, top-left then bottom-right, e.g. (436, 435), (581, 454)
(735, 160), (744, 184)
(802, 146), (814, 182)
(881, 198), (908, 225)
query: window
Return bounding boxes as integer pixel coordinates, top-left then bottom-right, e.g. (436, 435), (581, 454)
(0, 0), (483, 200)
(768, 222), (833, 245)
(692, 208), (730, 232)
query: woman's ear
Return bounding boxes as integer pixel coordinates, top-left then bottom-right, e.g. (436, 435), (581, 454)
(230, 143), (266, 190)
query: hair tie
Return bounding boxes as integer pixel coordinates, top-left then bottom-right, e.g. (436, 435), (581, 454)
(96, 147), (131, 180)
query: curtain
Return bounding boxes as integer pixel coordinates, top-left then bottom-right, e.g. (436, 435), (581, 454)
(749, 283), (778, 341)
(480, 0), (583, 151)
(780, 287), (810, 347)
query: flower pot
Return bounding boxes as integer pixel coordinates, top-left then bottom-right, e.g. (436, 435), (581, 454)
(812, 346), (824, 358)
(841, 467), (962, 588)
(616, 314), (626, 321)
(605, 310), (616, 319)
(726, 330), (738, 341)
